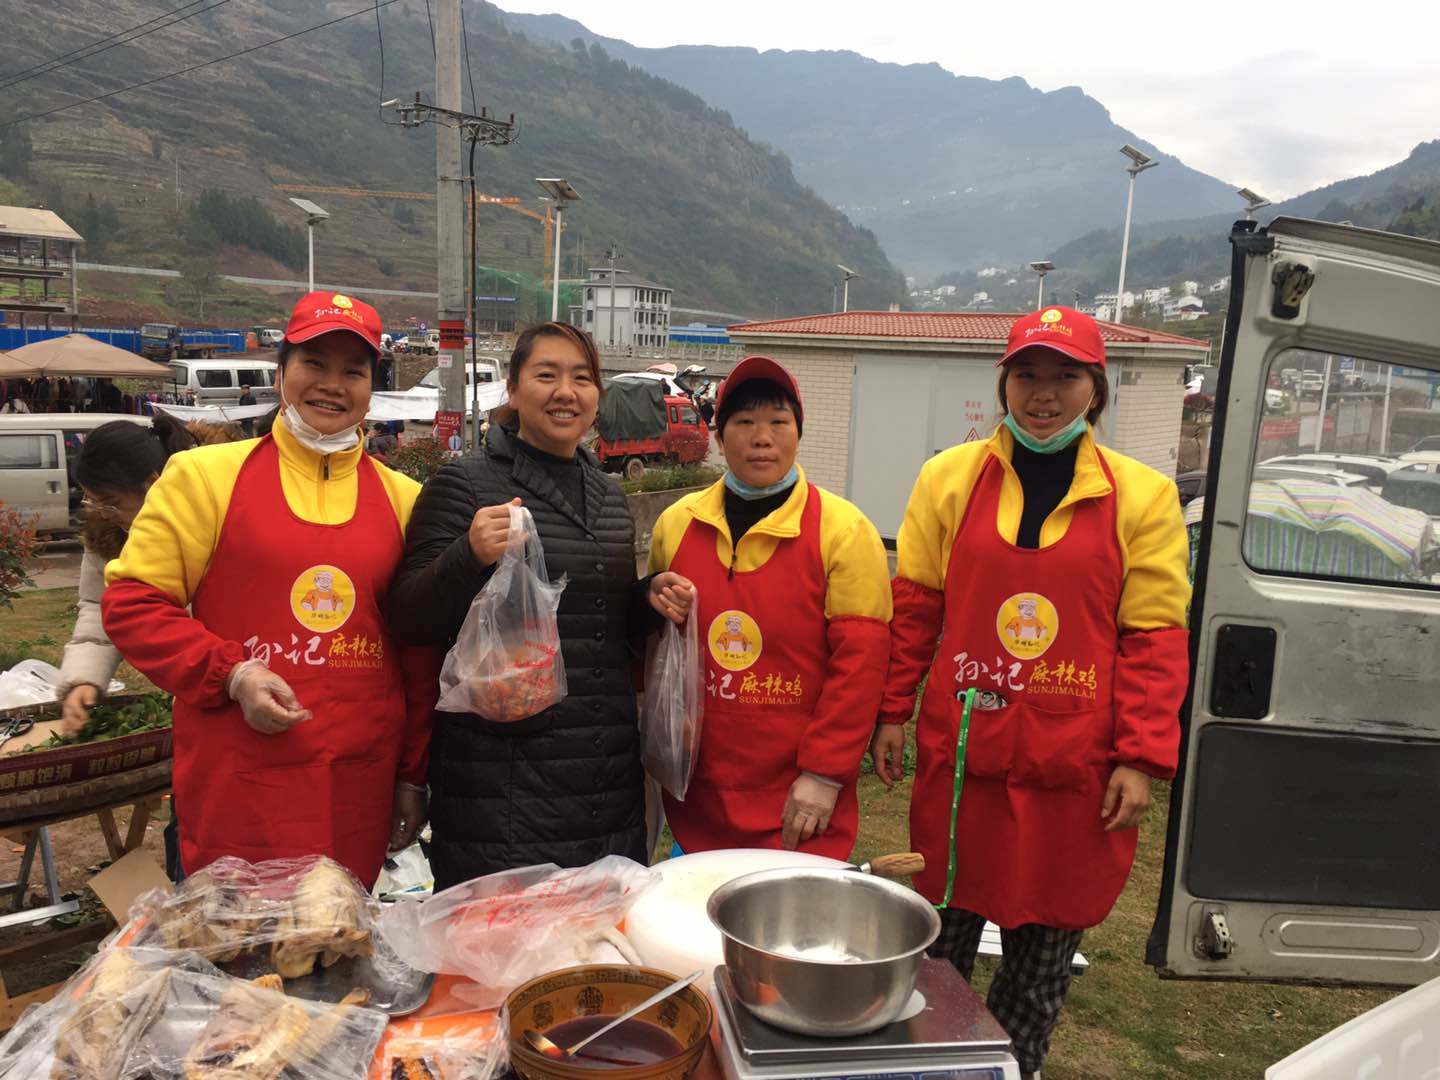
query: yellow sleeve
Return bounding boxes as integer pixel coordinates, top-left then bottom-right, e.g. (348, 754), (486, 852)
(894, 457), (951, 592)
(819, 494), (892, 621)
(647, 490), (705, 575)
(1117, 477), (1191, 631)
(105, 443), (249, 604)
(373, 461), (422, 530)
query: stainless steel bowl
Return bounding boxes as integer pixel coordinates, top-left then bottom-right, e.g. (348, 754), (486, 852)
(706, 867), (940, 1037)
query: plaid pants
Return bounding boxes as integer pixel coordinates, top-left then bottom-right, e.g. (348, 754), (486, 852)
(928, 907), (1084, 1075)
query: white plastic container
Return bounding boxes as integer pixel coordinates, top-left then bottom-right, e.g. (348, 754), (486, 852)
(622, 848), (847, 992)
(1267, 974), (1440, 1078)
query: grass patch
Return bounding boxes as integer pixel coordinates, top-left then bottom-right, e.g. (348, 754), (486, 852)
(4, 587), (156, 694)
(621, 465), (722, 495)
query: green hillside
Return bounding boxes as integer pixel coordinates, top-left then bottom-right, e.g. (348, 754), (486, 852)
(0, 0), (904, 320)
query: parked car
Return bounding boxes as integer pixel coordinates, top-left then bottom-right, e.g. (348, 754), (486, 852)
(0, 414), (150, 535)
(1253, 464), (1371, 488)
(1382, 464), (1440, 517)
(167, 357), (278, 405)
(1406, 435), (1440, 453)
(1175, 469), (1207, 506)
(1259, 453), (1403, 487)
(249, 326), (284, 349)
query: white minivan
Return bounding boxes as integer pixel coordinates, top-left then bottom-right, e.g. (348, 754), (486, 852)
(0, 414), (151, 536)
(168, 358), (278, 404)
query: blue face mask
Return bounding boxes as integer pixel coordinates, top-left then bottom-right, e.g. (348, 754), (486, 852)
(724, 465), (799, 500)
(1003, 410), (1090, 454)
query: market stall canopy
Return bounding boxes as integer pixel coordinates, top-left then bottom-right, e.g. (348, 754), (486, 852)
(0, 349), (40, 377)
(5, 333), (173, 378)
(153, 402), (279, 425)
(367, 382), (509, 423)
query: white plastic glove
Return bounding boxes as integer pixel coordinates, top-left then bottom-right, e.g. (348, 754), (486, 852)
(780, 772), (841, 849)
(227, 659), (312, 735)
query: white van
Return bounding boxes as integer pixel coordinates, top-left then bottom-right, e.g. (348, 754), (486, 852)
(0, 414), (151, 536)
(416, 357), (502, 393)
(167, 357), (278, 404)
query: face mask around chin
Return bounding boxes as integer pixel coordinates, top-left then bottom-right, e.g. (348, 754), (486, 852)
(1003, 409), (1090, 454)
(279, 390), (360, 454)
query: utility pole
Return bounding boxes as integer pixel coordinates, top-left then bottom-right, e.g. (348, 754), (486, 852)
(387, 28), (516, 448)
(605, 244), (620, 348)
(434, 0), (466, 424)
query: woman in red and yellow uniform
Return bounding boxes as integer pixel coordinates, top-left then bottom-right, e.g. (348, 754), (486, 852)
(873, 307), (1190, 1079)
(102, 292), (436, 885)
(648, 356), (891, 857)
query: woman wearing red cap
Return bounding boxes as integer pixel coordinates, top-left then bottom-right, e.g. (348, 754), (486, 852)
(102, 292), (436, 885)
(648, 355), (892, 857)
(874, 307), (1190, 1078)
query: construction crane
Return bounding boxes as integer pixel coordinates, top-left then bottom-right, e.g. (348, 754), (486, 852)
(273, 184), (559, 269)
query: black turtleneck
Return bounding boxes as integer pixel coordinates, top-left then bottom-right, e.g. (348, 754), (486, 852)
(513, 435), (585, 519)
(724, 482), (795, 548)
(1011, 439), (1080, 549)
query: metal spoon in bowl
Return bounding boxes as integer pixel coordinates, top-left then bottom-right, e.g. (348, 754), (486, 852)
(524, 969), (706, 1061)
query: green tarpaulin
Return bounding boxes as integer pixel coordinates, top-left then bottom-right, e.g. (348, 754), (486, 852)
(598, 378), (666, 441)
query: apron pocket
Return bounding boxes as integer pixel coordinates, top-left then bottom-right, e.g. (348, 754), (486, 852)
(958, 699), (1018, 780)
(1011, 700), (1113, 793)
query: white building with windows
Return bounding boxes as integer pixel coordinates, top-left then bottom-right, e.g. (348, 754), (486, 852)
(571, 268), (673, 349)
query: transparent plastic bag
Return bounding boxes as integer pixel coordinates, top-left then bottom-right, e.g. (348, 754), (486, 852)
(376, 1015), (508, 1080)
(378, 856), (658, 1010)
(640, 599), (704, 800)
(123, 961), (387, 1080)
(126, 855), (384, 980)
(437, 505), (568, 722)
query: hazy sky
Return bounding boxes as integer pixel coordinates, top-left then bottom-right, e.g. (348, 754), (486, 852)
(496, 1), (1439, 200)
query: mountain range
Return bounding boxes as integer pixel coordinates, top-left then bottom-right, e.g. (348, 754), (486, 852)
(0, 0), (905, 320)
(504, 10), (1242, 279)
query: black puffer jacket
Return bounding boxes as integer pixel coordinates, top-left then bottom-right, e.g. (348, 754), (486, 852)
(388, 425), (653, 889)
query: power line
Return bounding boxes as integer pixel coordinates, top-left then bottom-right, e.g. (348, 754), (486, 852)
(458, 0), (478, 113)
(422, 0), (437, 58)
(0, 0), (406, 130)
(0, 0), (206, 84)
(0, 0), (232, 94)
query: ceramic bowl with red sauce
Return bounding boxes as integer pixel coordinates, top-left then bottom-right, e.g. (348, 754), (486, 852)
(506, 965), (713, 1080)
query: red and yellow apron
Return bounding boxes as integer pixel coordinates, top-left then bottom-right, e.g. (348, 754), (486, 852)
(912, 453), (1131, 929)
(179, 436), (406, 885)
(662, 486), (855, 857)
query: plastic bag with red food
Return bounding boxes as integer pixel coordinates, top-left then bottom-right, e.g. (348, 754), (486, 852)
(376, 856), (658, 1011)
(437, 504), (568, 722)
(640, 595), (704, 800)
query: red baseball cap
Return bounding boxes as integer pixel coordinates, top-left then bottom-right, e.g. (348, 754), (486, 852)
(715, 355), (804, 430)
(997, 306), (1106, 369)
(284, 291), (383, 357)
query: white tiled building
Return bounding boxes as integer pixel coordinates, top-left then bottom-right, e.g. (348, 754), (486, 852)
(571, 268), (673, 349)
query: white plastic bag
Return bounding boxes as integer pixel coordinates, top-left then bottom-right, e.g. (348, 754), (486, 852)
(378, 856), (659, 1010)
(0, 659), (125, 709)
(640, 599), (704, 800)
(437, 505), (568, 722)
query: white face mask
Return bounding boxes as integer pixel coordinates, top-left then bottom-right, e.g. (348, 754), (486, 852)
(279, 384), (361, 455)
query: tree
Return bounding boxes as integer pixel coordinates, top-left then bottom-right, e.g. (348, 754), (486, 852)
(177, 250), (222, 322)
(74, 194), (121, 259)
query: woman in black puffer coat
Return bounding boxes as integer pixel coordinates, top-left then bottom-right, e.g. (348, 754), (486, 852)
(388, 323), (693, 889)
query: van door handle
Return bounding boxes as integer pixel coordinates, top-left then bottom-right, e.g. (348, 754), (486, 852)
(47, 481), (60, 493)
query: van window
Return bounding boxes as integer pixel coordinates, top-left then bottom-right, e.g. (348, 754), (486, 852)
(0, 433), (60, 469)
(197, 370), (233, 389)
(1237, 349), (1439, 588)
(239, 370), (272, 388)
(169, 363), (188, 384)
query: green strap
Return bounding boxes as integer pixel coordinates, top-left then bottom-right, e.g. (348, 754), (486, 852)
(936, 687), (977, 910)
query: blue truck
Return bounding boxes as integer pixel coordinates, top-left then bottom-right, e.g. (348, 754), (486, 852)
(139, 322), (236, 362)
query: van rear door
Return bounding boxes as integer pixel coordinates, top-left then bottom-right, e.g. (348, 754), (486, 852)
(1149, 218), (1440, 988)
(0, 427), (67, 532)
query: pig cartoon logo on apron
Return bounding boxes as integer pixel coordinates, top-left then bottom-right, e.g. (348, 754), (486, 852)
(290, 564), (356, 633)
(709, 609), (763, 672)
(995, 592), (1059, 660)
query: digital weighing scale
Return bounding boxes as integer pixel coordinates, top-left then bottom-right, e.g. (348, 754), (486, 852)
(709, 960), (1022, 1080)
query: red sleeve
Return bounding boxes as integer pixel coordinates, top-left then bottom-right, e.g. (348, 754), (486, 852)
(877, 576), (944, 726)
(100, 579), (245, 709)
(1110, 626), (1189, 779)
(795, 615), (891, 782)
(396, 645), (440, 785)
